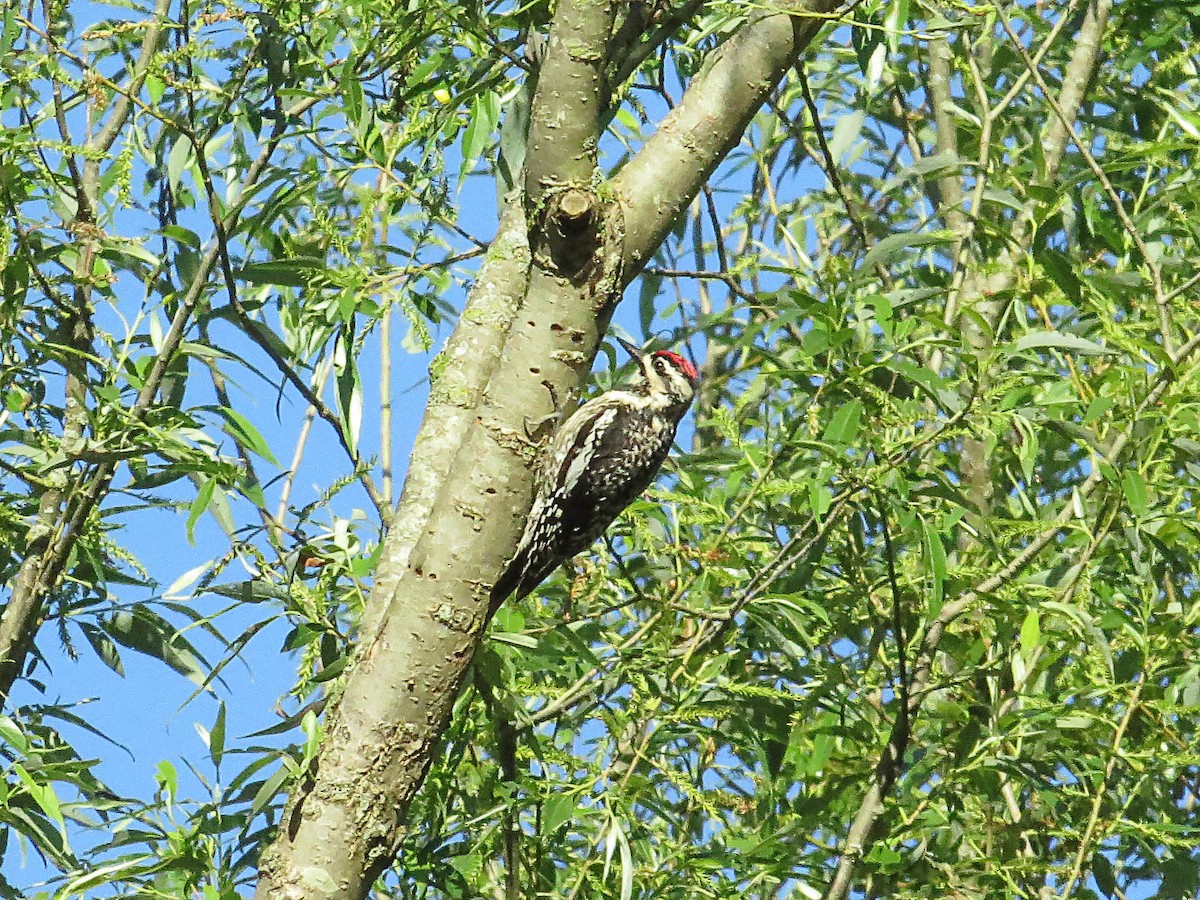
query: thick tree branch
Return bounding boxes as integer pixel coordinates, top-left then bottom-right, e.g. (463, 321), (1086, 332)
(1037, 0), (1112, 182)
(524, 0), (616, 203)
(613, 0), (840, 280)
(253, 3), (622, 895)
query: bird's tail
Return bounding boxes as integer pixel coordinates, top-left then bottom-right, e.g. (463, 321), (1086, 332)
(488, 549), (529, 617)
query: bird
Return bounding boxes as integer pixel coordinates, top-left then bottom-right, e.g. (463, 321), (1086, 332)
(489, 336), (699, 613)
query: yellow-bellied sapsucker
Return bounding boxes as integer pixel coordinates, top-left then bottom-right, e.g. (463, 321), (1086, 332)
(490, 336), (699, 611)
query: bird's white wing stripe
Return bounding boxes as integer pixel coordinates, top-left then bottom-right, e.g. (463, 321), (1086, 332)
(562, 406), (617, 491)
(514, 405), (616, 558)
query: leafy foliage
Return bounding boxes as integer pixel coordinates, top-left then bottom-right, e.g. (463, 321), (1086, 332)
(3, 0), (1200, 897)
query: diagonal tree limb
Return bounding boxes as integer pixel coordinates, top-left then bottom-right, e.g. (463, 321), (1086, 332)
(613, 0), (840, 280)
(252, 0), (620, 890)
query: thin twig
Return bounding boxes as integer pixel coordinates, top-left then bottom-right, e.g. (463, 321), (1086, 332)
(1057, 676), (1144, 900)
(995, 4), (1170, 356)
(276, 353), (336, 525)
(988, 0), (1084, 122)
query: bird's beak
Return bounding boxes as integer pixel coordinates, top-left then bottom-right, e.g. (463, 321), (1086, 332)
(614, 335), (644, 365)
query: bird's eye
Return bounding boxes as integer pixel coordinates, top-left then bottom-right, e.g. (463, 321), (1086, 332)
(654, 358), (665, 372)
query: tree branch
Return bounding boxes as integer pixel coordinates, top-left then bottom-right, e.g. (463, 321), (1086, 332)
(823, 328), (1200, 900)
(253, 1), (859, 894)
(0, 91), (307, 703)
(253, 4), (620, 894)
(613, 0), (841, 280)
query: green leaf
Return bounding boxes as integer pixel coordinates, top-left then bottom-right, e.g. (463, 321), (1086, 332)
(887, 150), (960, 186)
(981, 186), (1024, 213)
(14, 764), (65, 830)
(105, 610), (209, 687)
(490, 631), (539, 649)
(1093, 852), (1116, 897)
(1010, 331), (1110, 356)
(217, 407), (279, 465)
(884, 0), (909, 55)
(1037, 248), (1083, 303)
(78, 622), (125, 676)
(447, 853), (482, 878)
(0, 716), (28, 754)
(0, 8), (17, 57)
(828, 110), (865, 163)
(186, 478), (217, 544)
(250, 763), (294, 817)
(311, 655), (349, 684)
(822, 398), (863, 445)
(340, 52), (363, 129)
(1020, 607), (1041, 658)
(921, 516), (946, 616)
(167, 133), (193, 194)
(1122, 469), (1148, 517)
(334, 332), (362, 457)
(542, 794), (577, 835)
(165, 562), (210, 599)
(862, 230), (957, 269)
(460, 90), (500, 185)
(808, 480), (832, 519)
(209, 702), (227, 768)
(496, 77), (533, 201)
(236, 257), (326, 287)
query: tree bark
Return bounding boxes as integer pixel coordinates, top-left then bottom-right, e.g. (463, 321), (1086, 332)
(253, 2), (839, 897)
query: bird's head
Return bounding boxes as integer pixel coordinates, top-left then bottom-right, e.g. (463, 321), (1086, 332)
(615, 336), (699, 408)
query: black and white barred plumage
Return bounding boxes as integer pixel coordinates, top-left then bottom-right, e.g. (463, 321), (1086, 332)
(490, 337), (699, 611)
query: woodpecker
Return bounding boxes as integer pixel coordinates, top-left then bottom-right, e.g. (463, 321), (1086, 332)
(490, 336), (699, 612)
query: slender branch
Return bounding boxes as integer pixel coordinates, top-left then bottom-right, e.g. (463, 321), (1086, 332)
(793, 69), (892, 289)
(608, 0), (706, 88)
(225, 300), (388, 520)
(90, 0), (171, 156)
(613, 0), (842, 279)
(200, 324), (275, 539)
(276, 354), (336, 525)
(877, 495), (908, 778)
(924, 32), (965, 241)
(1058, 676), (1144, 900)
(1161, 269), (1200, 305)
(988, 0), (1084, 122)
(376, 171), (395, 505)
(929, 29), (994, 376)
